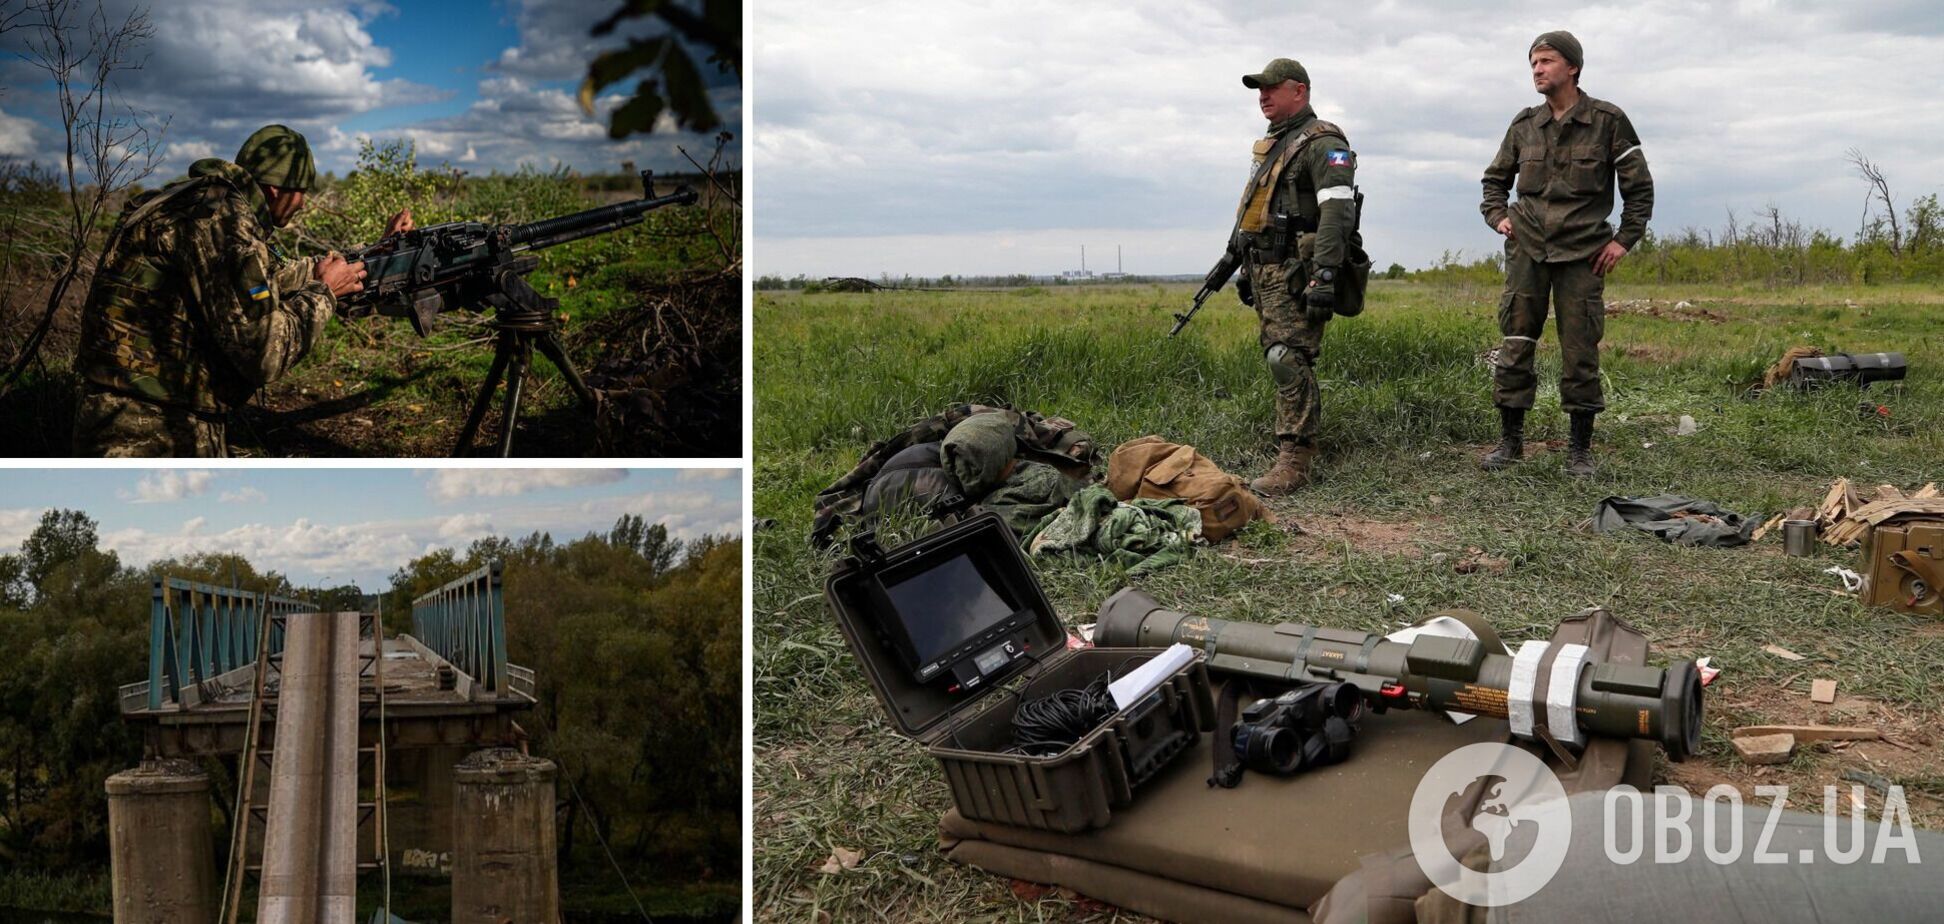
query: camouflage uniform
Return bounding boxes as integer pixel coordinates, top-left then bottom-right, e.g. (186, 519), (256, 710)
(1234, 59), (1360, 492)
(72, 126), (335, 457)
(1478, 32), (1653, 474)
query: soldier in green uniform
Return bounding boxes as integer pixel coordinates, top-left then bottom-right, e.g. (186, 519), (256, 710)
(1232, 58), (1362, 494)
(1479, 31), (1653, 476)
(71, 124), (410, 456)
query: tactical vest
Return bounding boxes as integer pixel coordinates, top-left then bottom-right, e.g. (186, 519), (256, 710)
(1234, 118), (1344, 241)
(75, 176), (258, 415)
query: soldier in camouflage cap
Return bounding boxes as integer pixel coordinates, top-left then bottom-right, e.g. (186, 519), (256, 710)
(1478, 31), (1653, 476)
(70, 124), (411, 456)
(1230, 58), (1363, 494)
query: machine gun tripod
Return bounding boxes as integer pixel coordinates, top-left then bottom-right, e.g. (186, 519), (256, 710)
(340, 171), (698, 456)
(445, 258), (599, 456)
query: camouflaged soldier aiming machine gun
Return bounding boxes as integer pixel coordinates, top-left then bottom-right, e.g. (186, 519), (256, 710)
(339, 171), (698, 456)
(1170, 242), (1243, 337)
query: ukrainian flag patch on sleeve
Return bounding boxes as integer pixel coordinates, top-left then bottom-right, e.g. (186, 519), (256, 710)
(249, 284), (270, 301)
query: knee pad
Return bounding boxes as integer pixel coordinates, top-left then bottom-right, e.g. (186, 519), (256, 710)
(1265, 343), (1303, 387)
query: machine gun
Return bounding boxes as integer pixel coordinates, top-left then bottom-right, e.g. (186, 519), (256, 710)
(1169, 243), (1243, 337)
(339, 171), (698, 456)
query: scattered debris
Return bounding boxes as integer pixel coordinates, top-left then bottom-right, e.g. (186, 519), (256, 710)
(1824, 566), (1863, 593)
(1453, 547), (1511, 575)
(1676, 415), (1699, 436)
(817, 846), (863, 874)
(1735, 724), (1879, 743)
(1695, 657), (1721, 686)
(1604, 298), (1727, 323)
(1840, 768), (1894, 796)
(1809, 477), (1943, 547)
(1811, 679), (1838, 704)
(1762, 644), (1807, 662)
(1731, 732), (1796, 765)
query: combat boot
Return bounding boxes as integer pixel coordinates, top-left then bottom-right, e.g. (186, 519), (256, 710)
(1479, 407), (1526, 471)
(1251, 440), (1316, 495)
(1565, 411), (1597, 477)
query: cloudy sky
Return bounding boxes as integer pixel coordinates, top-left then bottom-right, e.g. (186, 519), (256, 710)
(0, 0), (739, 178)
(753, 0), (1944, 277)
(0, 467), (742, 591)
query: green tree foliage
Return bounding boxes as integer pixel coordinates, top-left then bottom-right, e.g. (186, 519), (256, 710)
(579, 0), (741, 138)
(0, 511), (147, 869)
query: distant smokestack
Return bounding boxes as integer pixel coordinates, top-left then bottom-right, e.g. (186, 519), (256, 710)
(1081, 245), (1087, 273)
(1118, 245), (1123, 274)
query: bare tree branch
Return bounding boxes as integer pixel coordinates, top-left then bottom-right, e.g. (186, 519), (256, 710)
(4, 0), (167, 391)
(1846, 147), (1901, 256)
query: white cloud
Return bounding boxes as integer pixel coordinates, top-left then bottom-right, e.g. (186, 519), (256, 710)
(755, 0), (1944, 273)
(220, 487), (268, 504)
(676, 469), (739, 482)
(437, 512), (494, 540)
(0, 107), (37, 157)
(182, 516), (206, 535)
(424, 468), (629, 500)
(0, 508), (49, 552)
(122, 470), (215, 504)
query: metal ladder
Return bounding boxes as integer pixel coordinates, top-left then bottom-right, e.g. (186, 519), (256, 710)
(217, 608), (393, 924)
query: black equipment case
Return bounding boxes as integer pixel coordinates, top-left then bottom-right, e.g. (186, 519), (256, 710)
(826, 512), (1215, 833)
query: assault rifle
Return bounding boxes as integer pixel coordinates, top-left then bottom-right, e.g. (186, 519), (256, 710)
(339, 171), (697, 456)
(1170, 242), (1243, 337)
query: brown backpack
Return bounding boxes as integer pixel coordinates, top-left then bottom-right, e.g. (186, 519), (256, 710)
(1106, 435), (1268, 542)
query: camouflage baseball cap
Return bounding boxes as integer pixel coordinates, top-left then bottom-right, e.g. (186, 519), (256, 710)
(235, 124), (316, 191)
(1242, 58), (1309, 89)
(1530, 30), (1583, 70)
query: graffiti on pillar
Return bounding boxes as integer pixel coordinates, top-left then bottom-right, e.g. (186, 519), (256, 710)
(401, 848), (453, 875)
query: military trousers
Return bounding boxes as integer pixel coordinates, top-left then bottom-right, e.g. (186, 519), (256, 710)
(73, 388), (227, 457)
(1248, 257), (1326, 444)
(1491, 243), (1607, 414)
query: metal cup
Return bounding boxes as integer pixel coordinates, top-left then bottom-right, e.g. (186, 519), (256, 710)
(1782, 520), (1816, 557)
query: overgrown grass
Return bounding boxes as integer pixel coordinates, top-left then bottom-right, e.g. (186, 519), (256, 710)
(0, 870), (110, 916)
(753, 279), (1944, 921)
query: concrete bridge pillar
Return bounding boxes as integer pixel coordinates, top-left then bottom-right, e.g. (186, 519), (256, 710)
(106, 759), (217, 924)
(451, 748), (559, 924)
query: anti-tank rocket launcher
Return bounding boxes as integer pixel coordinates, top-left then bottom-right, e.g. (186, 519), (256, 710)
(336, 171), (698, 457)
(338, 171), (698, 335)
(1095, 588), (1703, 760)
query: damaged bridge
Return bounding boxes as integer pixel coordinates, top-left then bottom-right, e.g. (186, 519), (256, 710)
(107, 563), (561, 924)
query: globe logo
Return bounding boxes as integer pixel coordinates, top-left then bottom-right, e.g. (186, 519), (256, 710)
(1408, 742), (1573, 906)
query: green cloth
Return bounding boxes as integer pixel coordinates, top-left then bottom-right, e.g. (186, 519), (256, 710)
(1027, 484), (1202, 575)
(940, 413), (1018, 496)
(1590, 494), (1758, 548)
(1243, 57), (1308, 89)
(977, 461), (1079, 539)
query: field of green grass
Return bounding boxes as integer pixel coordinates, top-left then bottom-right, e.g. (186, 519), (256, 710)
(753, 278), (1944, 922)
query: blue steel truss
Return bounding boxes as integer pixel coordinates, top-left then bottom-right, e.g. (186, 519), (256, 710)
(147, 579), (313, 710)
(411, 562), (507, 697)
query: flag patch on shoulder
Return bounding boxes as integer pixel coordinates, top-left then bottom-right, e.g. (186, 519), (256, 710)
(248, 284), (270, 301)
(1326, 149), (1352, 167)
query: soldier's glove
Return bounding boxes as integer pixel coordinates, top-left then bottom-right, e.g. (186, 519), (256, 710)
(1302, 267), (1337, 323)
(1236, 275), (1255, 307)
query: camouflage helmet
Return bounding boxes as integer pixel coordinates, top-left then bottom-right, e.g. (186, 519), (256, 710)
(235, 124), (317, 192)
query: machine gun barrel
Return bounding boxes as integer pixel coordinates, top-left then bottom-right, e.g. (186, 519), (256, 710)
(1095, 588), (1702, 760)
(508, 186), (699, 252)
(1170, 246), (1243, 337)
